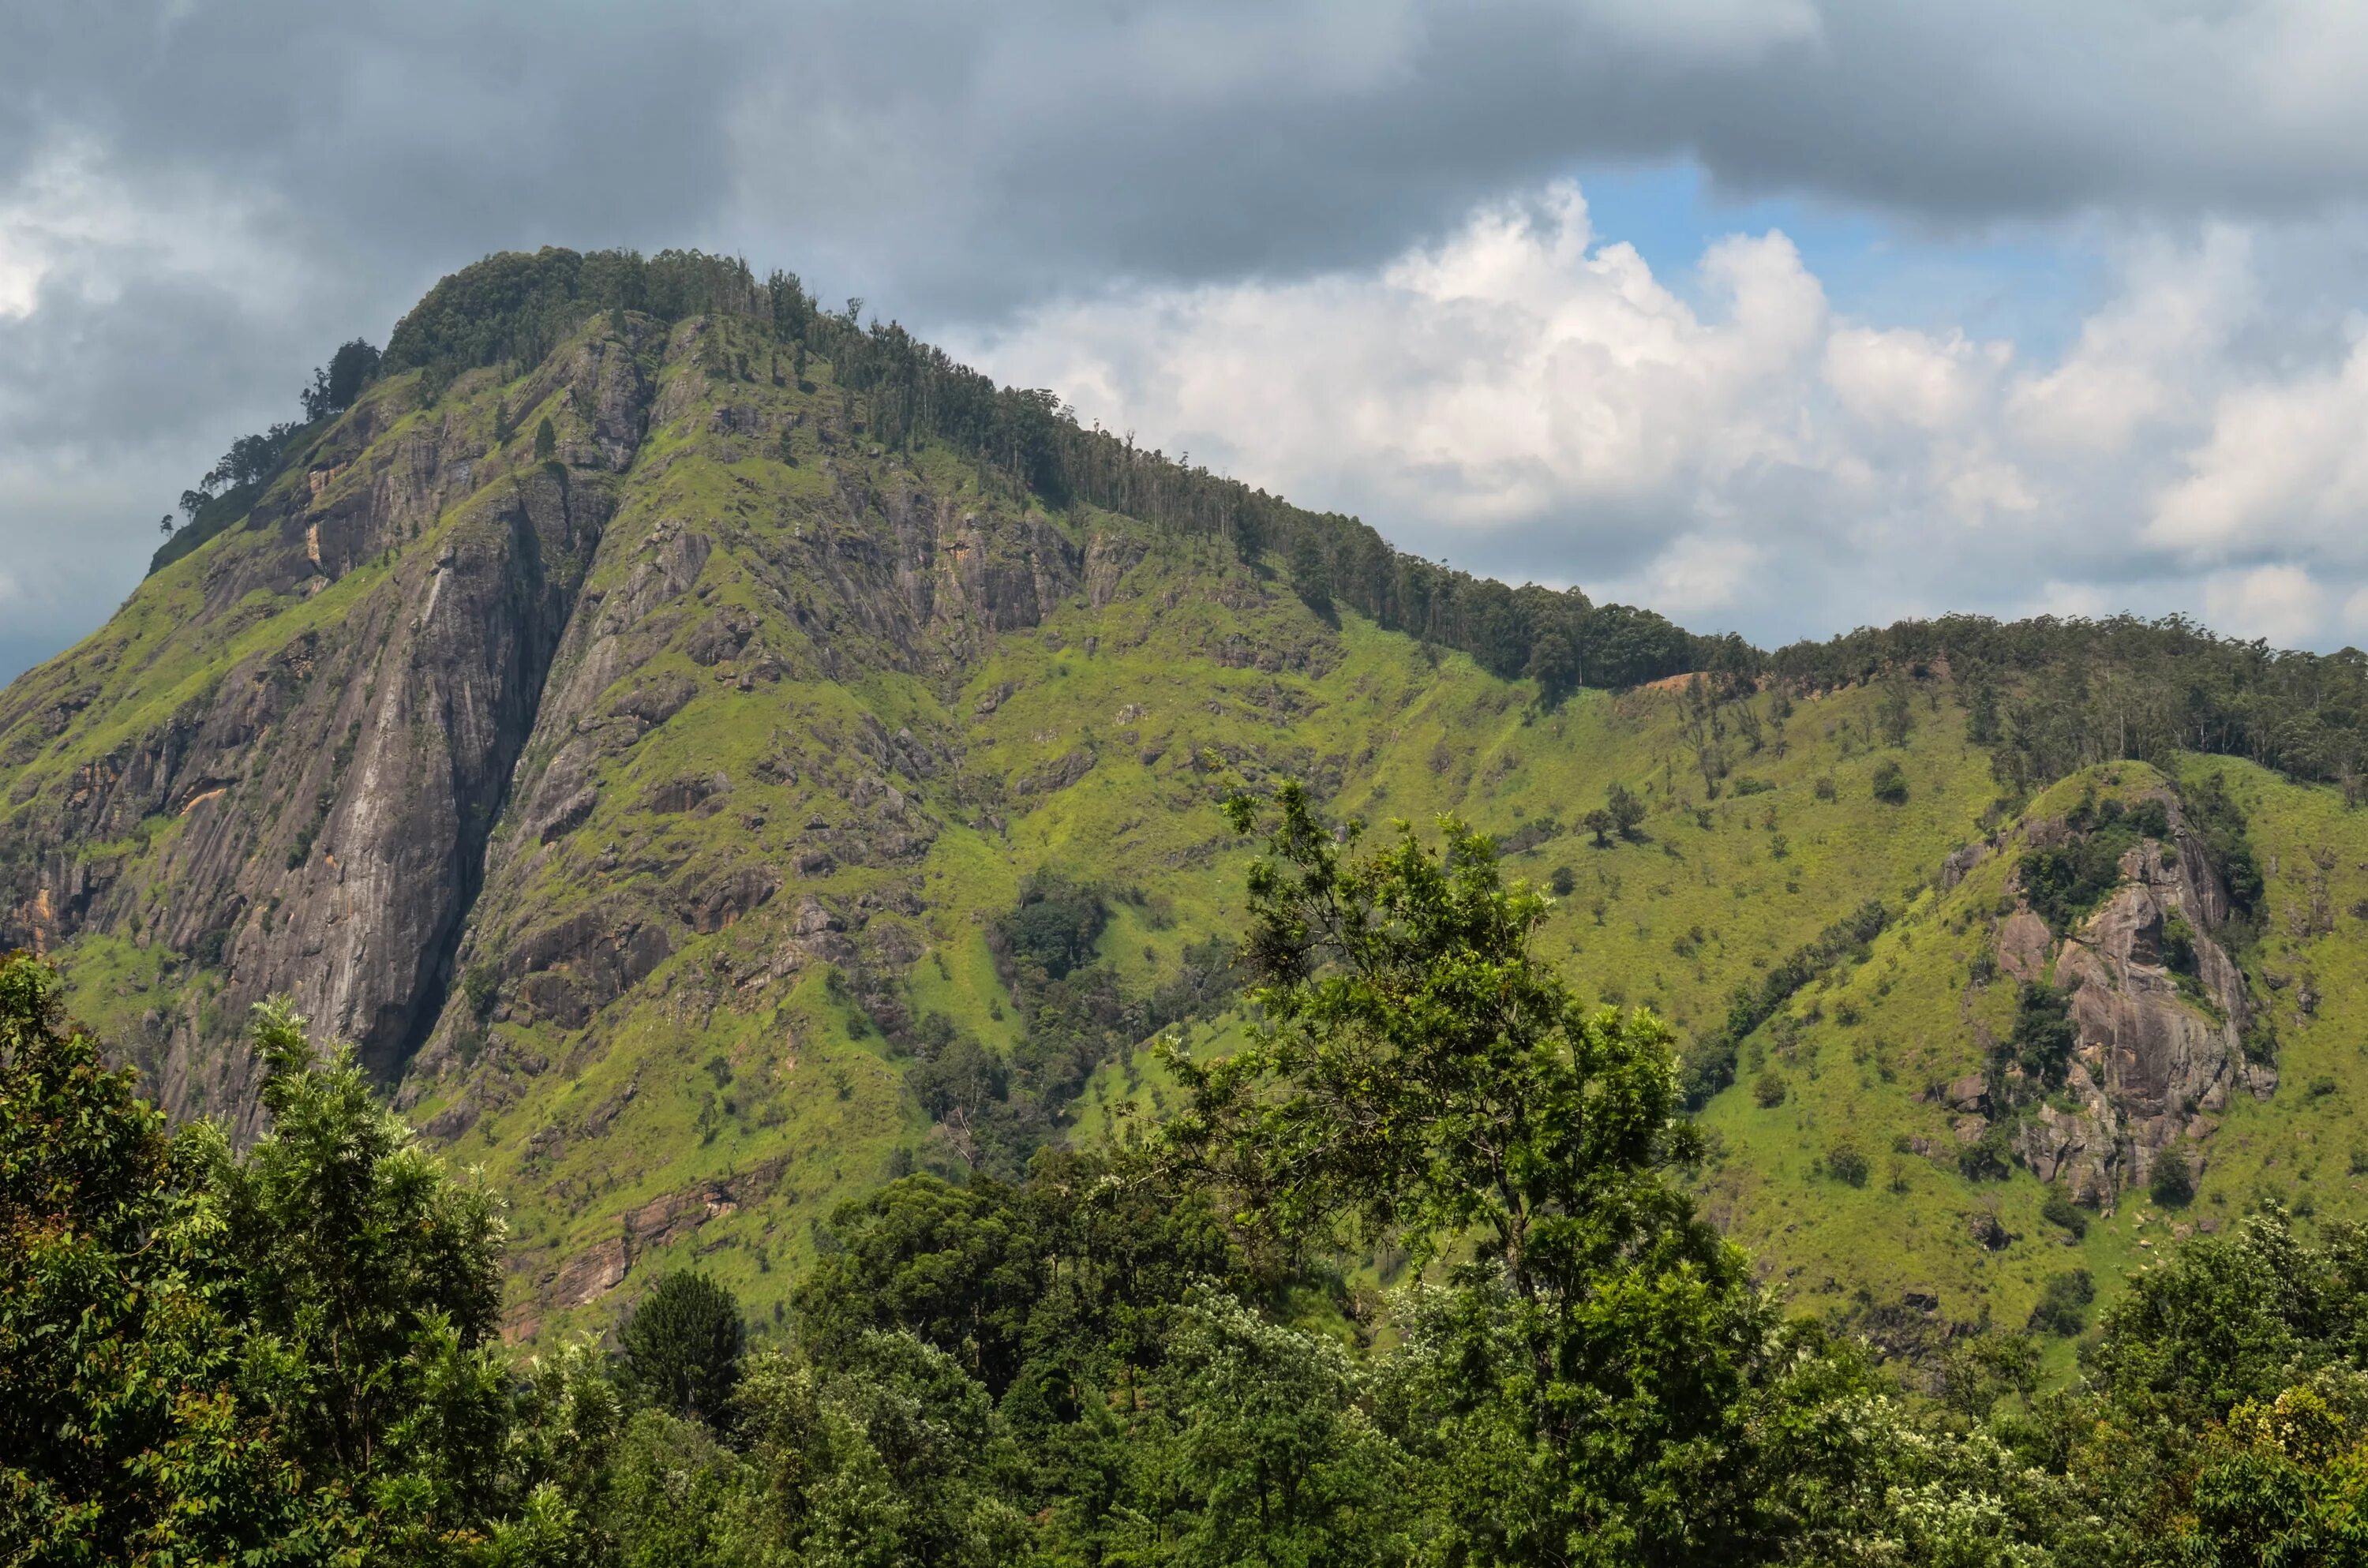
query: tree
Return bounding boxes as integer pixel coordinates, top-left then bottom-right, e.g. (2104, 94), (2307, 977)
(1167, 784), (1789, 1562)
(1290, 535), (1335, 620)
(1525, 627), (1582, 707)
(1126, 1289), (1412, 1565)
(1583, 807), (1618, 848)
(158, 512), (174, 535)
(0, 960), (534, 1562)
(2150, 1151), (2196, 1208)
(1871, 758), (1909, 804)
(1606, 780), (1647, 840)
(1877, 670), (1916, 746)
(534, 416), (558, 462)
(301, 339), (380, 420)
(494, 395), (515, 446)
(622, 1272), (746, 1424)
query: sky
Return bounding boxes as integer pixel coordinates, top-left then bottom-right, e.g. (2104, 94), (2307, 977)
(9, 1), (2368, 679)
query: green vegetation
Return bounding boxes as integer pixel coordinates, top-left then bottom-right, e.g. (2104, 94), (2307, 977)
(34, 242), (2368, 1469)
(2018, 793), (2172, 932)
(620, 1272), (745, 1424)
(24, 806), (2368, 1565)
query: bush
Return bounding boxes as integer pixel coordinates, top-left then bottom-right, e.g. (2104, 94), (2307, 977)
(995, 870), (1108, 981)
(2028, 1269), (2096, 1336)
(1752, 1072), (1789, 1109)
(1958, 1126), (2015, 1181)
(2041, 1187), (2089, 1239)
(2009, 982), (2077, 1087)
(1549, 864), (1576, 897)
(1871, 760), (1909, 804)
(1827, 1145), (1870, 1188)
(621, 1273), (747, 1423)
(1814, 775), (1837, 801)
(2149, 1153), (2196, 1208)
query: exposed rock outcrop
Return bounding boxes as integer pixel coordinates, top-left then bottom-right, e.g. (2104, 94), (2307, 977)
(1991, 792), (2272, 1206)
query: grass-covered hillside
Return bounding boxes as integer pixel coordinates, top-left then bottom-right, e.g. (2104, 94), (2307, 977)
(9, 246), (2368, 1358)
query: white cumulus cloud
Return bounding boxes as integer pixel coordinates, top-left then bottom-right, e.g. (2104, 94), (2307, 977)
(963, 184), (2368, 648)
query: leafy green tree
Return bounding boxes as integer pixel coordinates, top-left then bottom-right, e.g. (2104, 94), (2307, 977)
(621, 1272), (746, 1424)
(1877, 670), (1916, 746)
(1526, 627), (1583, 707)
(729, 1334), (1029, 1567)
(534, 415), (557, 461)
(993, 869), (1108, 982)
(302, 339), (380, 420)
(2029, 1269), (2095, 1336)
(0, 959), (547, 1562)
(1169, 784), (1793, 1563)
(2007, 982), (2077, 1087)
(1871, 758), (1909, 804)
(1606, 780), (1646, 839)
(2150, 1151), (2196, 1208)
(1122, 1289), (1414, 1566)
(1582, 807), (1618, 848)
(1291, 534), (1335, 620)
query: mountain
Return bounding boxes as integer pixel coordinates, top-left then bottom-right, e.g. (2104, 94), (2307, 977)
(8, 246), (2368, 1353)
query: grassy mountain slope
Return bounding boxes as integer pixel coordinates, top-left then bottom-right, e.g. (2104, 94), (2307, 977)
(9, 249), (2367, 1357)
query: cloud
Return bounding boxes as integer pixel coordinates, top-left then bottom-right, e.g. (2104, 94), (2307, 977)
(963, 181), (2368, 648)
(1823, 327), (2004, 432)
(2205, 564), (2329, 646)
(2149, 328), (2368, 563)
(2006, 227), (2254, 452)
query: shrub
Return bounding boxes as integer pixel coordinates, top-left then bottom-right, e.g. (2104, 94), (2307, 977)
(1752, 1072), (1789, 1109)
(2041, 1187), (2089, 1238)
(1827, 1145), (1870, 1188)
(1871, 760), (1909, 804)
(995, 870), (1109, 981)
(1814, 775), (1837, 801)
(1958, 1126), (2015, 1181)
(2149, 1153), (2195, 1208)
(2029, 1269), (2096, 1336)
(1550, 864), (1576, 897)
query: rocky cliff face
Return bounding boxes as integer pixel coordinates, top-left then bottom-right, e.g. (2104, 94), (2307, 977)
(0, 309), (1100, 1140)
(0, 298), (1306, 1324)
(0, 331), (654, 1132)
(1977, 793), (2273, 1206)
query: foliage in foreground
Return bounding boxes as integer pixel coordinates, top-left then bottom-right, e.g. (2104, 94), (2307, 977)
(13, 791), (2368, 1562)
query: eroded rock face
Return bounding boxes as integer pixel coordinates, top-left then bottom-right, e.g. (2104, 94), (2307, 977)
(0, 398), (635, 1133)
(1992, 795), (2272, 1205)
